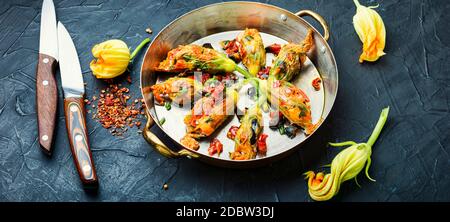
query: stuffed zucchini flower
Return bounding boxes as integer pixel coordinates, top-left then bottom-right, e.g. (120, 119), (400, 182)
(156, 45), (251, 78)
(230, 104), (263, 160)
(269, 29), (314, 81)
(236, 28), (266, 77)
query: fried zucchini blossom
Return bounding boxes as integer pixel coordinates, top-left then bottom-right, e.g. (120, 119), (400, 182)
(304, 107), (390, 201)
(156, 45), (251, 78)
(150, 77), (202, 105)
(269, 29), (314, 81)
(236, 28), (266, 77)
(261, 77), (315, 135)
(230, 105), (263, 160)
(181, 90), (238, 150)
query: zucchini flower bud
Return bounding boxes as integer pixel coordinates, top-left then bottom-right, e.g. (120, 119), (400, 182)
(304, 107), (390, 201)
(90, 38), (150, 79)
(353, 0), (386, 63)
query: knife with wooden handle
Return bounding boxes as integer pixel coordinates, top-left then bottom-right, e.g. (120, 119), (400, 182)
(64, 97), (97, 186)
(37, 0), (58, 155)
(57, 22), (98, 187)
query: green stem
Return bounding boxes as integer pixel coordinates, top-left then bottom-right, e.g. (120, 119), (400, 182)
(328, 141), (357, 147)
(130, 38), (151, 60)
(235, 65), (253, 79)
(366, 107), (390, 147)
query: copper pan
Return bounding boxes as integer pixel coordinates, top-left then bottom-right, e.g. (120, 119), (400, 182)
(140, 1), (338, 168)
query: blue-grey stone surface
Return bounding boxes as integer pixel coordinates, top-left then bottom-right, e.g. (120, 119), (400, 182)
(0, 0), (449, 201)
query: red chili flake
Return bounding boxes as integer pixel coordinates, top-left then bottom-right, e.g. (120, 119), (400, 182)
(208, 138), (223, 156)
(257, 66), (270, 80)
(105, 96), (114, 106)
(227, 125), (239, 140)
(88, 82), (145, 136)
(312, 77), (322, 91)
(265, 43), (282, 55)
(257, 133), (268, 155)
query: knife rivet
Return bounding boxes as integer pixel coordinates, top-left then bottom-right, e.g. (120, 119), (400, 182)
(70, 105), (77, 112)
(42, 80), (49, 86)
(82, 165), (92, 176)
(42, 135), (48, 141)
(43, 58), (49, 63)
(75, 134), (83, 141)
(280, 14), (287, 21)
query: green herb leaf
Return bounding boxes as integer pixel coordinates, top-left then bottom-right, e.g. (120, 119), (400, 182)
(164, 102), (172, 111)
(278, 124), (285, 135)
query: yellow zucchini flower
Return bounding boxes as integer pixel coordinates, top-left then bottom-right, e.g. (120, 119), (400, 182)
(304, 107), (390, 201)
(90, 38), (150, 79)
(353, 0), (386, 63)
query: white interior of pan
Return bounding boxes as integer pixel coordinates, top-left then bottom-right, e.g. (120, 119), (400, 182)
(153, 31), (324, 160)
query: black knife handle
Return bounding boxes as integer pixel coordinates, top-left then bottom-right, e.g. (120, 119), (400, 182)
(64, 97), (98, 188)
(36, 53), (58, 155)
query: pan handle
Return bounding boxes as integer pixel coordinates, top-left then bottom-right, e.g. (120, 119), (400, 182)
(143, 110), (199, 159)
(295, 10), (330, 41)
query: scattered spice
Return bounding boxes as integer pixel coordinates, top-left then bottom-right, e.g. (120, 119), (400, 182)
(208, 138), (223, 156)
(312, 77), (322, 91)
(163, 183), (168, 190)
(145, 28), (153, 34)
(88, 83), (145, 136)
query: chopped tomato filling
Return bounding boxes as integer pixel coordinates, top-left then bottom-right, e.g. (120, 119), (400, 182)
(208, 138), (223, 156)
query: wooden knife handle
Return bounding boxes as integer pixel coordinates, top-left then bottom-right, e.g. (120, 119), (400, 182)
(64, 97), (98, 187)
(36, 53), (58, 155)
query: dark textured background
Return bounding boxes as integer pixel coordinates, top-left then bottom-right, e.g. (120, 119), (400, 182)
(0, 0), (449, 202)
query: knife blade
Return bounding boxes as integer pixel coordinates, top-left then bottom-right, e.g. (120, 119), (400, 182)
(36, 0), (58, 155)
(58, 22), (98, 187)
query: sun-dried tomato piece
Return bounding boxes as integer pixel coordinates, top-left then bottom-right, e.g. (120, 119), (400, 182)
(208, 138), (223, 156)
(312, 77), (322, 91)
